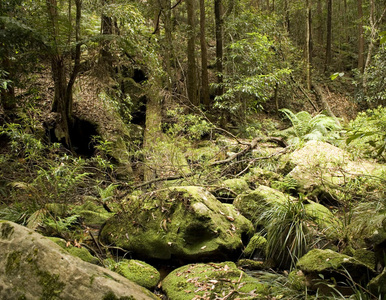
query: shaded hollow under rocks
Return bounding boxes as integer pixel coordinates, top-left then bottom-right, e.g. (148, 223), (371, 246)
(45, 116), (98, 156)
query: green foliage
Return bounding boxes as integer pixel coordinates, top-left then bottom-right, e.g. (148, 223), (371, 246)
(1, 122), (45, 162)
(0, 69), (11, 90)
(165, 107), (213, 140)
(362, 47), (386, 106)
(96, 183), (118, 204)
(346, 106), (386, 160)
(258, 197), (317, 269)
(215, 31), (291, 115)
(34, 157), (90, 203)
(43, 214), (80, 236)
(280, 109), (342, 146)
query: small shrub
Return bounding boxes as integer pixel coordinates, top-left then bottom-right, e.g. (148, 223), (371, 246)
(346, 106), (386, 160)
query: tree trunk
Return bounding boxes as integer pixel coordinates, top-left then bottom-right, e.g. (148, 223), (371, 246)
(47, 0), (82, 149)
(100, 0), (114, 71)
(199, 0), (210, 107)
(306, 0), (312, 90)
(215, 0), (223, 97)
(186, 0), (198, 106)
(284, 0), (290, 31)
(357, 0), (364, 72)
(143, 84), (163, 182)
(325, 0), (332, 72)
(162, 0), (173, 90)
(316, 0), (323, 45)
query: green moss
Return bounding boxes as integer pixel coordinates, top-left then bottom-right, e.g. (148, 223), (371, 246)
(234, 185), (290, 226)
(237, 259), (266, 270)
(162, 262), (268, 299)
(102, 291), (135, 300)
(368, 268), (386, 299)
(48, 237), (99, 264)
(5, 251), (22, 274)
(90, 274), (96, 285)
(304, 201), (341, 239)
(101, 186), (253, 261)
(296, 249), (375, 286)
(353, 248), (376, 270)
(243, 234), (267, 258)
(297, 249), (358, 272)
(106, 259), (160, 290)
(0, 222), (15, 239)
(288, 270), (307, 291)
(37, 269), (65, 300)
(212, 178), (251, 202)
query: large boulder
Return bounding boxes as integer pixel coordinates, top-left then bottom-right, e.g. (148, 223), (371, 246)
(162, 262), (268, 299)
(303, 200), (341, 241)
(100, 186), (254, 261)
(296, 249), (375, 294)
(210, 178), (250, 203)
(0, 220), (159, 300)
(286, 140), (386, 203)
(233, 185), (291, 227)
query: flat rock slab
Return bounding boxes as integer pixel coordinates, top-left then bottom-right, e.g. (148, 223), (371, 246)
(0, 220), (159, 300)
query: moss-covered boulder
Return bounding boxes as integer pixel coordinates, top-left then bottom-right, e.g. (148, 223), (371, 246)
(162, 262), (268, 299)
(243, 233), (267, 260)
(0, 221), (159, 299)
(233, 185), (292, 227)
(242, 167), (282, 188)
(211, 178), (250, 203)
(286, 140), (386, 204)
(49, 237), (99, 264)
(304, 201), (341, 240)
(368, 267), (386, 299)
(106, 258), (160, 290)
(100, 186), (254, 261)
(296, 249), (375, 293)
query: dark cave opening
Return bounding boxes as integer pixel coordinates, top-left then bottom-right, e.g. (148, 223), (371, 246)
(45, 116), (99, 157)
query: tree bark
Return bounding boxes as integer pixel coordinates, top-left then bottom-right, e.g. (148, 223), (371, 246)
(46, 0), (82, 149)
(186, 0), (198, 106)
(284, 0), (290, 31)
(100, 0), (114, 71)
(325, 0), (332, 72)
(316, 0), (323, 45)
(305, 0), (312, 90)
(357, 0), (364, 72)
(162, 0), (173, 90)
(215, 0), (223, 97)
(199, 0), (210, 107)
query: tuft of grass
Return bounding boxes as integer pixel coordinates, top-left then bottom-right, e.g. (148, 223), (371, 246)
(258, 196), (319, 269)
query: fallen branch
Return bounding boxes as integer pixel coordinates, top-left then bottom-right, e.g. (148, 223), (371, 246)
(210, 137), (287, 166)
